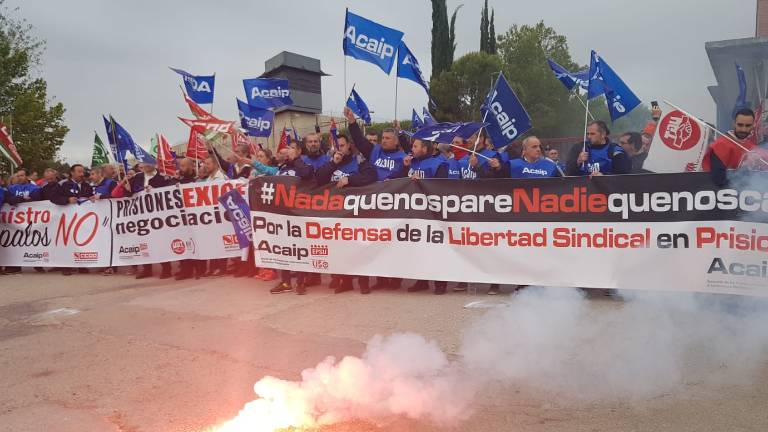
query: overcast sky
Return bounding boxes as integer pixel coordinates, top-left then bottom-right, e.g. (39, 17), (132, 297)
(6, 0), (758, 164)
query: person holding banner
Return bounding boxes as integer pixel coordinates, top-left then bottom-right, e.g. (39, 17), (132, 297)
(6, 168), (41, 205)
(123, 162), (175, 280)
(702, 108), (758, 186)
(477, 136), (560, 179)
(436, 143), (461, 179)
(461, 135), (500, 179)
(566, 120), (631, 176)
(50, 165), (95, 276)
(316, 133), (377, 294)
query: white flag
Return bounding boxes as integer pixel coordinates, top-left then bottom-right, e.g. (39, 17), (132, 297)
(644, 109), (711, 173)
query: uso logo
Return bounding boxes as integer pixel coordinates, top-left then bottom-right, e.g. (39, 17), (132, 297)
(171, 239), (186, 255)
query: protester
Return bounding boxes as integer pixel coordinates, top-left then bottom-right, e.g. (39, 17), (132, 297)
(477, 136), (560, 179)
(213, 144), (253, 179)
(702, 108), (757, 186)
(566, 120), (631, 176)
(345, 106), (408, 182)
(172, 158), (205, 281)
(364, 130), (379, 145)
(619, 132), (649, 173)
(457, 135), (499, 179)
(546, 148), (567, 174)
(301, 132), (331, 170)
(123, 162), (174, 279)
(6, 168), (41, 205)
(316, 133), (377, 294)
(50, 164), (95, 276)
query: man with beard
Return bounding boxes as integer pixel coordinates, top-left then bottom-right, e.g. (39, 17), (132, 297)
(702, 108), (758, 186)
(567, 120), (631, 176)
(300, 132), (331, 170)
(174, 158), (205, 280)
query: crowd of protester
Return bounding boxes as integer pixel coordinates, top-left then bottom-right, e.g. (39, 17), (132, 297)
(0, 105), (762, 295)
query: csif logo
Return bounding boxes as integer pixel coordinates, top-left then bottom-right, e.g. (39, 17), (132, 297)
(344, 25), (395, 60)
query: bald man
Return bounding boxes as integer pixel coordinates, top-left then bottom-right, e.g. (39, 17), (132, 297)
(480, 136), (560, 178)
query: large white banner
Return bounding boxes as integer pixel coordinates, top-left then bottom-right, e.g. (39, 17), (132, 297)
(644, 109), (711, 173)
(111, 180), (248, 265)
(249, 174), (768, 297)
(0, 180), (248, 267)
(0, 200), (112, 267)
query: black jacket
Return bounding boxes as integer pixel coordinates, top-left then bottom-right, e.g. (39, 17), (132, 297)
(212, 147), (252, 179)
(348, 122), (412, 160)
(127, 172), (174, 196)
(277, 157), (314, 180)
(52, 179), (94, 205)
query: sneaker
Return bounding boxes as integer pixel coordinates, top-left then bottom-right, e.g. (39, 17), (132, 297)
(102, 268), (114, 276)
(295, 282), (307, 295)
(304, 274), (321, 288)
(270, 282), (293, 294)
(487, 284), (501, 295)
(256, 268), (277, 281)
(454, 282), (468, 292)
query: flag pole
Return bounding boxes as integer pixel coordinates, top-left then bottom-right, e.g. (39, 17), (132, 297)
(663, 99), (768, 168)
(447, 143), (493, 161)
(394, 75), (399, 122)
(209, 73), (216, 115)
(343, 8), (348, 101)
(574, 91), (594, 120)
(109, 116), (125, 182)
(581, 97), (590, 169)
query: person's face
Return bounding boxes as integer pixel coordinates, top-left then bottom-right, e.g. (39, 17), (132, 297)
(15, 170), (26, 183)
(90, 170), (103, 183)
(381, 131), (398, 151)
(179, 159), (194, 175)
(411, 140), (429, 158)
(277, 149), (289, 164)
(30, 172), (38, 181)
(305, 134), (321, 154)
(102, 166), (115, 179)
(522, 139), (542, 161)
(141, 163), (155, 175)
(451, 136), (465, 149)
(127, 169), (136, 178)
(586, 124), (606, 145)
(71, 166), (84, 181)
(619, 135), (636, 156)
(641, 134), (652, 148)
(44, 170), (57, 182)
(366, 134), (379, 145)
(203, 158), (217, 173)
(256, 150), (270, 165)
(734, 114), (755, 140)
(287, 143), (301, 160)
(547, 149), (559, 161)
(337, 137), (351, 155)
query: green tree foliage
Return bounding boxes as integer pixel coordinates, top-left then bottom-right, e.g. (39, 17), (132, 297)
(480, 0), (489, 53)
(431, 0), (462, 79)
(0, 1), (68, 174)
(448, 4), (462, 66)
(489, 9), (496, 55)
(429, 51), (502, 122)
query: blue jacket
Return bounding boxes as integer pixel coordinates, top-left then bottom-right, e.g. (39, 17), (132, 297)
(7, 182), (41, 204)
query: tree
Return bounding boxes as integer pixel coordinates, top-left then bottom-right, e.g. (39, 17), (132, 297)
(430, 0), (462, 79)
(480, 0), (489, 53)
(0, 1), (68, 174)
(489, 9), (496, 55)
(429, 51), (502, 122)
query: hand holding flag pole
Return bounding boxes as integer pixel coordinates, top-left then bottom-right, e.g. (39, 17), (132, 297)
(663, 99), (768, 168)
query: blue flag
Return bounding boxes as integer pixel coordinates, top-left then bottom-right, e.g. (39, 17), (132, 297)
(413, 122), (487, 144)
(733, 63), (749, 118)
(102, 115), (120, 163)
(422, 108), (436, 126)
(343, 9), (404, 74)
(480, 72), (532, 149)
(170, 68), (215, 104)
(237, 99), (274, 138)
(346, 87), (372, 125)
(111, 117), (156, 165)
(243, 78), (293, 109)
(546, 58), (588, 91)
(218, 190), (253, 251)
(397, 41), (429, 95)
(411, 109), (424, 130)
(586, 50), (641, 121)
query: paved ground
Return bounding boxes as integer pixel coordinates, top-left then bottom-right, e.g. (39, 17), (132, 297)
(0, 271), (767, 432)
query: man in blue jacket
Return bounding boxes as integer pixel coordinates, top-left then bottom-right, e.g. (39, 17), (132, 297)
(566, 120), (631, 176)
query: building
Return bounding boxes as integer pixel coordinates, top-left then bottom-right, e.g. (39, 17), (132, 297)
(707, 0), (768, 132)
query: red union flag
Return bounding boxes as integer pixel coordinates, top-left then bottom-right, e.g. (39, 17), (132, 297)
(179, 117), (235, 134)
(183, 90), (218, 121)
(644, 110), (710, 173)
(157, 133), (178, 176)
(0, 121), (23, 165)
(186, 129), (210, 160)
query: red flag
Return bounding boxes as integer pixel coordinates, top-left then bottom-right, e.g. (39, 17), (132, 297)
(0, 122), (22, 165)
(277, 127), (290, 153)
(157, 133), (178, 176)
(186, 129), (210, 160)
(179, 117), (235, 134)
(231, 130), (259, 155)
(183, 90), (218, 121)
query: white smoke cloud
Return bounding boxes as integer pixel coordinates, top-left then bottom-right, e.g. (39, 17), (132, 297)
(217, 287), (768, 431)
